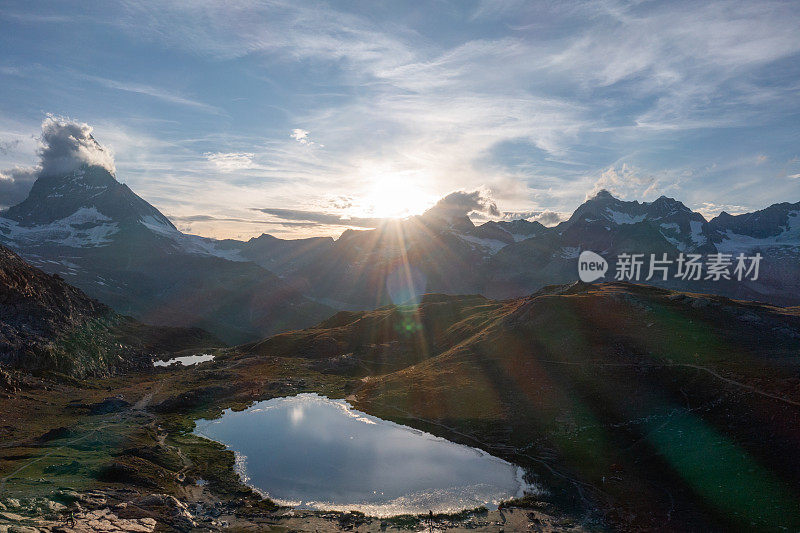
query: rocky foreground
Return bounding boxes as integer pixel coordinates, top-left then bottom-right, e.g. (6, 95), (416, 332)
(0, 490), (582, 532)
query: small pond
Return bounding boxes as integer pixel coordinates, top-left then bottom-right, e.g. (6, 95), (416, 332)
(153, 353), (215, 367)
(193, 393), (537, 516)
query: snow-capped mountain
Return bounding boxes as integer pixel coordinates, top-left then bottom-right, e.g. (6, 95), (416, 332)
(456, 219), (546, 255)
(0, 165), (169, 249)
(555, 190), (714, 253)
(707, 201), (800, 302)
(0, 165), (332, 343)
(3, 165), (172, 228)
(487, 190), (799, 303)
(0, 164), (255, 261)
(710, 201), (800, 244)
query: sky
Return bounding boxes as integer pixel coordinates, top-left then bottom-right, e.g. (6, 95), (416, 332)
(1, 0), (799, 240)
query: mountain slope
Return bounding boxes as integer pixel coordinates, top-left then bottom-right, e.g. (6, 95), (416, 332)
(0, 245), (220, 378)
(214, 233), (334, 275)
(295, 215), (493, 309)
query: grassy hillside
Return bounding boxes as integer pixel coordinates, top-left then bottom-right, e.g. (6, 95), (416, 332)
(344, 283), (800, 530)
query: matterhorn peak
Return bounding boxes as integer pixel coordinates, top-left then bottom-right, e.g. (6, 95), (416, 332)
(592, 189), (616, 200)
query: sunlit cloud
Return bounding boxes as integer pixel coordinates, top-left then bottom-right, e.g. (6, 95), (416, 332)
(532, 210), (564, 227)
(423, 190), (499, 222)
(696, 202), (751, 220)
(291, 129), (312, 145)
(0, 115), (116, 202)
(39, 115), (115, 176)
(588, 164), (661, 201)
(204, 152), (256, 172)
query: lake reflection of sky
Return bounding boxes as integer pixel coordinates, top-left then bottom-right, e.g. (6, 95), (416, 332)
(153, 353), (214, 367)
(194, 393), (535, 516)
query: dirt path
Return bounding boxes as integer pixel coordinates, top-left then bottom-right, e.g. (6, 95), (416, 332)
(538, 359), (800, 409)
(676, 362), (800, 408)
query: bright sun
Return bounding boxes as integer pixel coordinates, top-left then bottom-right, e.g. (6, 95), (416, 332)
(361, 175), (436, 219)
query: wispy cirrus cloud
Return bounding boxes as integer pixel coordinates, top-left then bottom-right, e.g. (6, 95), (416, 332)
(253, 207), (385, 229)
(1, 0), (799, 238)
(82, 74), (224, 115)
(204, 152), (256, 172)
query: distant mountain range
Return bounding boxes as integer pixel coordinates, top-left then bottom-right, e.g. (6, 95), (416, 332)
(294, 187), (800, 308)
(1, 164), (798, 342)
